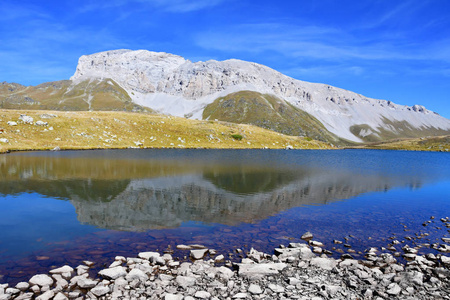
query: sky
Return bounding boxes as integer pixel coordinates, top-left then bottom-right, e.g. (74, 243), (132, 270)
(1, 0), (449, 118)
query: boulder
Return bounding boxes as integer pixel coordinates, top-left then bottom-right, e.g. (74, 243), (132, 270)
(125, 268), (148, 282)
(90, 286), (110, 297)
(29, 274), (53, 287)
(98, 266), (127, 280)
(49, 266), (74, 275)
(190, 249), (208, 260)
(301, 232), (313, 241)
(238, 263), (287, 280)
(138, 251), (160, 260)
(175, 275), (196, 288)
(310, 257), (338, 270)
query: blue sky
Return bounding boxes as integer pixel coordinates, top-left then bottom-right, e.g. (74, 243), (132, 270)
(1, 0), (449, 118)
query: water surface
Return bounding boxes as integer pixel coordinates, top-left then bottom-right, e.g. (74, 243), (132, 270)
(0, 149), (449, 283)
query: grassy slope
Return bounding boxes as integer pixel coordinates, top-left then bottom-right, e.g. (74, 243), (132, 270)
(0, 109), (333, 153)
(357, 135), (450, 152)
(0, 79), (149, 112)
(202, 91), (344, 145)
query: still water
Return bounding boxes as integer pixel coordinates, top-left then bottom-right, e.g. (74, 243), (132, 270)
(0, 149), (449, 283)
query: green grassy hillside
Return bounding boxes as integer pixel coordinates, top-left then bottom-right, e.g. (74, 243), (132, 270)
(202, 91), (343, 144)
(0, 79), (149, 112)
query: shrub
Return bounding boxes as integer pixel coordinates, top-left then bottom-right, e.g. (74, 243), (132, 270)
(231, 134), (243, 140)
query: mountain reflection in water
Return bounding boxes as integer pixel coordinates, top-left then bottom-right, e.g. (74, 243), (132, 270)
(0, 149), (429, 231)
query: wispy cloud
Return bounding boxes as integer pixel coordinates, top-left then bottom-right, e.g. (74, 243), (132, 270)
(151, 0), (225, 12)
(78, 0), (226, 14)
(195, 22), (446, 62)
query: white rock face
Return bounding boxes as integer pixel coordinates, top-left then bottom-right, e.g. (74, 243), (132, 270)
(71, 49), (450, 142)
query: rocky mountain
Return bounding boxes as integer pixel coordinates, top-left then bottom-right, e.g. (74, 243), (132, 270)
(70, 49), (450, 143)
(2, 49), (450, 143)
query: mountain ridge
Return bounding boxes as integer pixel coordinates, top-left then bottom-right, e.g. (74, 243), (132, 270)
(2, 49), (450, 144)
(70, 49), (450, 142)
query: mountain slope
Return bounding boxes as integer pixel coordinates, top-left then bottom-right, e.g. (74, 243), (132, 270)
(0, 79), (148, 112)
(203, 91), (342, 143)
(70, 49), (450, 142)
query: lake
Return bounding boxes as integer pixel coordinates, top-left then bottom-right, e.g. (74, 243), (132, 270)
(0, 149), (449, 284)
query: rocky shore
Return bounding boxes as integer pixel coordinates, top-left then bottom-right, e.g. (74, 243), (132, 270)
(1, 225), (450, 300)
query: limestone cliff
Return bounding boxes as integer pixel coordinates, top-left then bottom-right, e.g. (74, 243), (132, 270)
(71, 49), (450, 142)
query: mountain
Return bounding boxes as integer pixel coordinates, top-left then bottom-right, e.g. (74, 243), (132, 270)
(2, 49), (450, 143)
(70, 49), (450, 143)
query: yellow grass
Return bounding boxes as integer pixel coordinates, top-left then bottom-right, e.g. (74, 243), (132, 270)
(0, 109), (333, 153)
(358, 135), (450, 152)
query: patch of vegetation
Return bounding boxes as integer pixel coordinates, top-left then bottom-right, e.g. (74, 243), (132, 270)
(231, 134), (243, 140)
(202, 91), (345, 145)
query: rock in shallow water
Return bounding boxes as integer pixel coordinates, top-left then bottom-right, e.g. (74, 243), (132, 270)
(190, 249), (208, 260)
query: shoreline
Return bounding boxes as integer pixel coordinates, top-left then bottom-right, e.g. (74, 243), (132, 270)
(1, 221), (449, 299)
(1, 109), (449, 153)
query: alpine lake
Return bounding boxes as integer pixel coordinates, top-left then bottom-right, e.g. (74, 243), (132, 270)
(0, 149), (449, 284)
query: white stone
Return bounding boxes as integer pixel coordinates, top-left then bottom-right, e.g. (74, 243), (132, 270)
(238, 263), (287, 280)
(138, 251), (160, 260)
(4, 288), (19, 295)
(77, 278), (97, 289)
(248, 284), (263, 294)
(232, 292), (248, 298)
(175, 275), (196, 288)
(36, 290), (54, 300)
(19, 115), (33, 124)
(216, 266), (234, 281)
(126, 268), (148, 282)
(91, 286), (110, 297)
(15, 282), (29, 291)
(310, 257), (337, 270)
(268, 284), (285, 293)
(7, 121), (17, 126)
(165, 294), (183, 300)
(0, 139), (8, 143)
(29, 274), (54, 287)
(53, 292), (68, 300)
(98, 266), (127, 280)
(190, 249), (208, 260)
(214, 255), (225, 262)
(50, 265), (74, 274)
(441, 255), (450, 266)
(35, 121), (48, 126)
(194, 291), (211, 299)
(386, 283), (401, 295)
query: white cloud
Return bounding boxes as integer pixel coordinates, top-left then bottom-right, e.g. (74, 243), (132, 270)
(194, 22), (446, 62)
(150, 0), (225, 12)
(78, 0), (225, 13)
